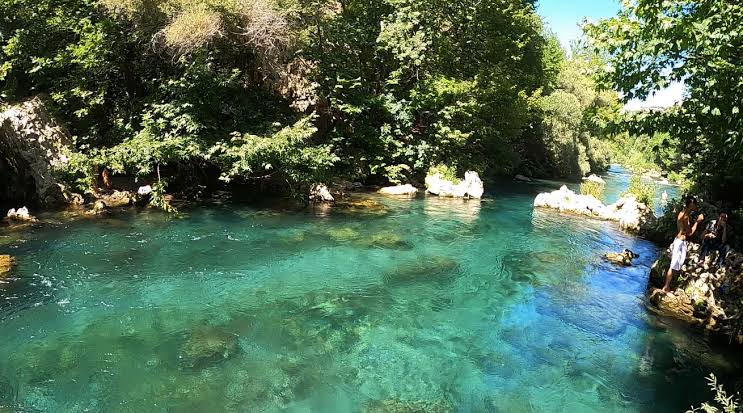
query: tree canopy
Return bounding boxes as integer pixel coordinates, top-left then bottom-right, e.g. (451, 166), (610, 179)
(1, 0), (618, 199)
(586, 0), (743, 202)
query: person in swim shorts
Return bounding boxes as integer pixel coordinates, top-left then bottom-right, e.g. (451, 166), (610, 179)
(662, 196), (704, 293)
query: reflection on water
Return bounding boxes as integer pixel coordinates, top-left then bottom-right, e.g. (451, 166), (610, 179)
(0, 185), (739, 412)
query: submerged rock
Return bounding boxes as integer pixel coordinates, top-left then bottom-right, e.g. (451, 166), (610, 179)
(0, 255), (15, 278)
(533, 186), (655, 233)
(179, 325), (239, 369)
(325, 227), (361, 242)
(378, 184), (418, 197)
(364, 231), (413, 250)
(383, 256), (459, 285)
(425, 171), (484, 199)
(335, 198), (389, 215)
(324, 227), (413, 250)
(514, 174), (532, 182)
(5, 206), (37, 223)
(362, 399), (453, 413)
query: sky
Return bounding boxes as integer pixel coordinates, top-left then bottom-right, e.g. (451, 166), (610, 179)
(537, 0), (684, 110)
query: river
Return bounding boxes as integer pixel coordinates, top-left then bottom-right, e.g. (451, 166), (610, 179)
(0, 168), (739, 412)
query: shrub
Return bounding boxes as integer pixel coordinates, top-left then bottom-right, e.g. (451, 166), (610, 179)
(427, 164), (460, 184)
(160, 5), (224, 57)
(687, 374), (741, 413)
(580, 180), (605, 199)
(626, 175), (655, 207)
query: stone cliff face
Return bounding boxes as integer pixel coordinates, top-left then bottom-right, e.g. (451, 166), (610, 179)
(648, 243), (743, 345)
(0, 97), (79, 206)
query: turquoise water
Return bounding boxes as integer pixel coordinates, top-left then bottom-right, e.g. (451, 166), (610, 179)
(0, 178), (739, 412)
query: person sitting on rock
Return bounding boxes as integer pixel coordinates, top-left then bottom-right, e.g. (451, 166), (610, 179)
(700, 212), (730, 268)
(662, 196), (704, 293)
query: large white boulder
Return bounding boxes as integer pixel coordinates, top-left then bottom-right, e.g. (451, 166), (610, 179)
(604, 195), (653, 232)
(462, 171), (484, 199)
(6, 206), (37, 223)
(378, 184), (418, 196)
(533, 185), (605, 217)
(1, 97), (78, 206)
(582, 174), (606, 184)
(425, 171), (484, 199)
(534, 186), (654, 233)
(309, 184), (334, 203)
(137, 185), (153, 196)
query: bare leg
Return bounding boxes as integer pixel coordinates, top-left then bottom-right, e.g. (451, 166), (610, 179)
(662, 267), (674, 292)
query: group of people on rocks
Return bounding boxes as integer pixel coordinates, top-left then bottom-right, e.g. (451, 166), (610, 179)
(661, 196), (731, 293)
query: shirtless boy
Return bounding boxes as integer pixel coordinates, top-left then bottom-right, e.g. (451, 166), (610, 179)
(661, 196), (704, 293)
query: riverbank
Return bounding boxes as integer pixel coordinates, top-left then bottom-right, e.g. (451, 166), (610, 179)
(648, 243), (743, 346)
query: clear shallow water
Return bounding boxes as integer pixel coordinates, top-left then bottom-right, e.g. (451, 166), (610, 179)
(0, 179), (739, 412)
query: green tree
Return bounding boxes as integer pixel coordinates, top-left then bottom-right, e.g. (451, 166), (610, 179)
(586, 0), (743, 202)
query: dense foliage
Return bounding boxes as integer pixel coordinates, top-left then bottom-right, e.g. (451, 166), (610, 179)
(1, 0), (618, 199)
(586, 0), (743, 204)
(534, 46), (616, 179)
(606, 132), (683, 180)
(624, 175), (655, 208)
(579, 180), (605, 200)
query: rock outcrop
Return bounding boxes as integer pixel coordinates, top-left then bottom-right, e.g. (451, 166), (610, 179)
(533, 185), (655, 233)
(100, 190), (134, 208)
(425, 171), (484, 199)
(5, 206), (37, 223)
(378, 184), (418, 196)
(605, 249), (639, 266)
(0, 97), (79, 206)
(0, 255), (15, 278)
(309, 183), (334, 203)
(582, 174), (606, 184)
(648, 243), (743, 345)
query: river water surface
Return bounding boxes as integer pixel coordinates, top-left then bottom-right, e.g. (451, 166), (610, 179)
(0, 171), (739, 412)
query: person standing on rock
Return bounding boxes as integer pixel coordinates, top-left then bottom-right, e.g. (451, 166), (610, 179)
(700, 212), (730, 268)
(662, 196), (704, 293)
